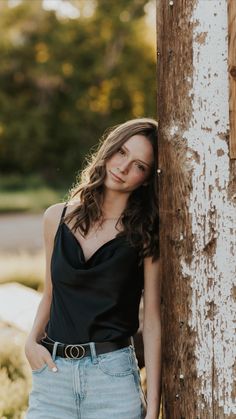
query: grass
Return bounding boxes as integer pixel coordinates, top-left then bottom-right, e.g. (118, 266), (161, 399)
(0, 188), (65, 213)
(0, 174), (68, 213)
(0, 325), (31, 419)
(0, 251), (45, 292)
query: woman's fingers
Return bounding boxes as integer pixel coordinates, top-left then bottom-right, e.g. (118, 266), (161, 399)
(25, 341), (58, 372)
(45, 355), (58, 372)
(41, 346), (58, 372)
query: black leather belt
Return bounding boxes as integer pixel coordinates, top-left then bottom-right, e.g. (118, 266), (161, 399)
(40, 335), (132, 360)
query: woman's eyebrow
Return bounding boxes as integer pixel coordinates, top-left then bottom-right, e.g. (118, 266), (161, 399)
(122, 144), (152, 167)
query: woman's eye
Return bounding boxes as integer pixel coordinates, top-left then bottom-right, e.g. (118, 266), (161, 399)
(136, 163), (145, 172)
(118, 148), (125, 155)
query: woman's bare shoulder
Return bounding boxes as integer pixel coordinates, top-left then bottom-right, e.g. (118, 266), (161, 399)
(43, 202), (66, 222)
(42, 202), (67, 239)
(43, 200), (81, 227)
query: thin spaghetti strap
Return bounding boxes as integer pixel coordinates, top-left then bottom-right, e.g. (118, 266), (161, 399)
(60, 202), (68, 223)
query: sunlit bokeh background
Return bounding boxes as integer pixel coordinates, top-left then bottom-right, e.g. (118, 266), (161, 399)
(0, 0), (157, 417)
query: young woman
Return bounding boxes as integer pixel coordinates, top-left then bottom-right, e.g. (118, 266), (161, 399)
(25, 117), (161, 419)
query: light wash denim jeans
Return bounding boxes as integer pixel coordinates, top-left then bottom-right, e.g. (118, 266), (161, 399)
(25, 340), (147, 419)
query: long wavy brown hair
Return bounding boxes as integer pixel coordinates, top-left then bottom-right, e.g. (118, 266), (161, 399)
(63, 117), (159, 265)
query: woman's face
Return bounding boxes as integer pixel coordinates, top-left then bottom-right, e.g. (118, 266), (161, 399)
(104, 134), (154, 193)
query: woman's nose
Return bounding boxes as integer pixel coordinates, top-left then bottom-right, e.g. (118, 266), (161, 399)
(118, 162), (130, 173)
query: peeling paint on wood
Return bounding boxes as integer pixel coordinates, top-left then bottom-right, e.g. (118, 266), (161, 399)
(228, 0), (236, 158)
(157, 0), (236, 417)
(181, 1), (236, 415)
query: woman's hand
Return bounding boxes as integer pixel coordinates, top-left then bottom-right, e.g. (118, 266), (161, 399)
(24, 338), (58, 372)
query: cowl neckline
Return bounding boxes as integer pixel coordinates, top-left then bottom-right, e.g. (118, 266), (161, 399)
(61, 222), (126, 265)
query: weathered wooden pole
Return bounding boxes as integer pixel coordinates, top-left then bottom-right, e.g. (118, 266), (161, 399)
(156, 0), (236, 417)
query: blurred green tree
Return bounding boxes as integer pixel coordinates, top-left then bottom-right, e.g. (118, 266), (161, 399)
(0, 0), (156, 184)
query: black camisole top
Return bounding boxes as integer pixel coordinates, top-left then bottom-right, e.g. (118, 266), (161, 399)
(45, 203), (144, 344)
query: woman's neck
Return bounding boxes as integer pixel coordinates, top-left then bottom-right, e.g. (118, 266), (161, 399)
(102, 189), (129, 218)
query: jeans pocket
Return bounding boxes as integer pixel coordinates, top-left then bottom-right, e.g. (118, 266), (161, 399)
(131, 368), (147, 417)
(98, 347), (133, 376)
(32, 363), (48, 374)
(129, 348), (147, 416)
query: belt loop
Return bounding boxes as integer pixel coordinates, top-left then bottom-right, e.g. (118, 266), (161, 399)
(52, 341), (60, 361)
(89, 342), (98, 364)
(130, 335), (135, 348)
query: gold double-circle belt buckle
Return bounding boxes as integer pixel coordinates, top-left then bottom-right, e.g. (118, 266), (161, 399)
(65, 344), (86, 359)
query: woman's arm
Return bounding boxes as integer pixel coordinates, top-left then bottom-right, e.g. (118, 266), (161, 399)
(24, 203), (65, 369)
(143, 256), (162, 419)
(27, 295), (51, 343)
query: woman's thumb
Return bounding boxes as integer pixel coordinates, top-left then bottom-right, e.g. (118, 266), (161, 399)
(47, 358), (58, 372)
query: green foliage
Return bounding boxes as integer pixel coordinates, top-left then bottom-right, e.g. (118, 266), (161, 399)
(0, 174), (45, 191)
(0, 173), (67, 212)
(0, 188), (64, 213)
(0, 0), (156, 184)
(0, 332), (31, 418)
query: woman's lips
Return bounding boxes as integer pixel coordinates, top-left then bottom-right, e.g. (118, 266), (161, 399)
(110, 171), (124, 183)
